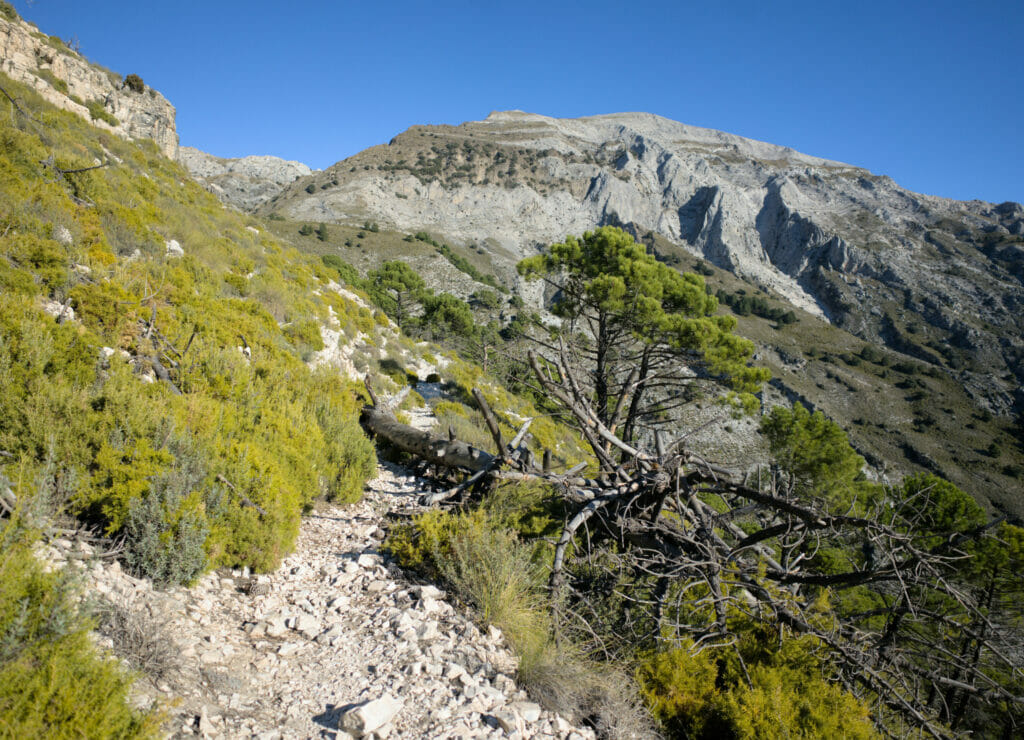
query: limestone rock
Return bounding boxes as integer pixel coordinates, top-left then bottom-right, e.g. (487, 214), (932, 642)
(178, 147), (312, 211)
(0, 14), (177, 157)
(262, 108), (1024, 427)
(340, 694), (403, 737)
(64, 462), (599, 739)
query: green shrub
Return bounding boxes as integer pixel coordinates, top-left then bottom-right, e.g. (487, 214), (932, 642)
(283, 317), (325, 353)
(0, 71), (381, 586)
(33, 68), (68, 95)
(5, 233), (68, 289)
(78, 436), (174, 533)
(0, 520), (160, 738)
(321, 254), (360, 287)
(304, 183), (316, 194)
(0, 2), (17, 20)
(85, 99), (119, 127)
(123, 73), (144, 93)
(223, 272), (250, 296)
(637, 635), (878, 739)
(122, 436), (212, 586)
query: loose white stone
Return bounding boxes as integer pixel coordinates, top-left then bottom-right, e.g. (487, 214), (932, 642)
(511, 701), (542, 722)
(340, 694), (403, 736)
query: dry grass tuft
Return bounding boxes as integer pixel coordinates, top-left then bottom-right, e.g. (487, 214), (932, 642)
(95, 597), (182, 684)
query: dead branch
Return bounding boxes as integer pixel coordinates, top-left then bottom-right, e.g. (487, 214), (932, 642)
(215, 474), (267, 516)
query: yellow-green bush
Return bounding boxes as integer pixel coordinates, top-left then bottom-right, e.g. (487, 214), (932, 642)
(0, 71), (378, 584)
(637, 632), (878, 739)
(0, 520), (160, 738)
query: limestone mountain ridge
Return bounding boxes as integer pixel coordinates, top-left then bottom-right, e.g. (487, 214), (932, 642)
(257, 110), (1023, 419)
(177, 146), (313, 211)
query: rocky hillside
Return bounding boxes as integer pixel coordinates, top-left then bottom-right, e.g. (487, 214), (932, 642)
(0, 8), (177, 158)
(178, 147), (312, 211)
(262, 110), (1024, 422)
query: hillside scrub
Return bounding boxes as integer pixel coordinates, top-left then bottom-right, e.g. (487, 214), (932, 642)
(0, 73), (378, 565)
(0, 69), (385, 731)
(0, 517), (161, 737)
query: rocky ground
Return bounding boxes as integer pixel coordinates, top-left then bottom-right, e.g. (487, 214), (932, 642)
(45, 461), (593, 739)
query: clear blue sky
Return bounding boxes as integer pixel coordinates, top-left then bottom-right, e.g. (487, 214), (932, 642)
(13, 0), (1023, 204)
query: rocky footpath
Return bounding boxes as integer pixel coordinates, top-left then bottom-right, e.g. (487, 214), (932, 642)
(45, 463), (593, 739)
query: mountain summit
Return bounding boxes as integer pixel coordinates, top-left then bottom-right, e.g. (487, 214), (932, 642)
(262, 110), (1023, 419)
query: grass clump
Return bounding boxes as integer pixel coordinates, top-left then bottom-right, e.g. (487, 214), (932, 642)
(85, 99), (119, 127)
(32, 68), (68, 94)
(95, 597), (181, 685)
(386, 485), (651, 736)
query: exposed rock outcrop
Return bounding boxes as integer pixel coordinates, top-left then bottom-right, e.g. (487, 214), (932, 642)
(263, 110), (1024, 416)
(0, 12), (177, 157)
(178, 146), (312, 211)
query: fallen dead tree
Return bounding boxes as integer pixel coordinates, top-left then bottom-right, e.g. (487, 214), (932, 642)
(359, 361), (1024, 738)
(361, 404), (496, 473)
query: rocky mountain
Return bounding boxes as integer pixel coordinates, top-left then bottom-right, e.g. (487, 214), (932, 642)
(262, 110), (1024, 422)
(178, 146), (312, 211)
(0, 10), (177, 158)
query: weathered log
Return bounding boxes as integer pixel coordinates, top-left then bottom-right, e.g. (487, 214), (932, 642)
(472, 388), (503, 451)
(360, 406), (496, 472)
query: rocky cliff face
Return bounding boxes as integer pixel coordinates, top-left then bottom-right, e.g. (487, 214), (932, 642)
(178, 147), (312, 211)
(263, 110), (1024, 417)
(0, 13), (177, 158)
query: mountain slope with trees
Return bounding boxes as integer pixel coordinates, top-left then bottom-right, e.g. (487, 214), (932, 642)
(246, 111), (1023, 521)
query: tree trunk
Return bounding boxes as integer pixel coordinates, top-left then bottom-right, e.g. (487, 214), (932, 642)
(360, 406), (496, 471)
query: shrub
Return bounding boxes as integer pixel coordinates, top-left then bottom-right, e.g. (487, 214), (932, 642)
(223, 272), (249, 296)
(86, 99), (119, 127)
(0, 2), (17, 20)
(859, 345), (884, 364)
(121, 439), (212, 586)
(95, 597), (181, 682)
(637, 636), (878, 739)
(298, 224), (313, 236)
(321, 254), (360, 286)
(123, 73), (144, 93)
(304, 183), (316, 194)
(386, 499), (645, 732)
(284, 317), (325, 353)
(34, 68), (68, 95)
(0, 520), (160, 738)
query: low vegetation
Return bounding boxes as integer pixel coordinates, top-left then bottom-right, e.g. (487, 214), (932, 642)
(2, 28), (1022, 738)
(381, 229), (1024, 738)
(0, 517), (162, 737)
(0, 71), (378, 732)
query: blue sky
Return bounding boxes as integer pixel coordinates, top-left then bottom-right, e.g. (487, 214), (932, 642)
(13, 0), (1023, 204)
